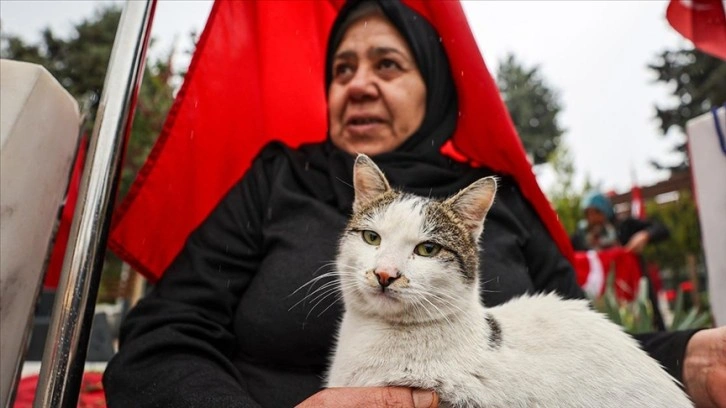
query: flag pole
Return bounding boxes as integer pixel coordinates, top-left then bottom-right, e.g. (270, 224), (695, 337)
(33, 1), (156, 406)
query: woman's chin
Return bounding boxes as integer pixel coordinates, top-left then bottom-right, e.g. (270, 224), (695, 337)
(331, 132), (406, 156)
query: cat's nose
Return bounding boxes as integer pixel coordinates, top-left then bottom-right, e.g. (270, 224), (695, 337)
(374, 269), (400, 288)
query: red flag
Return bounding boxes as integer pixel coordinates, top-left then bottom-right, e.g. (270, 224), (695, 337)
(573, 248), (642, 301)
(630, 186), (646, 220)
(109, 0), (574, 281)
(666, 0), (726, 60)
(45, 136), (88, 288)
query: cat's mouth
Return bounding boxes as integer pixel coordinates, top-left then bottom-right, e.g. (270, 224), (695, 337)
(362, 285), (401, 302)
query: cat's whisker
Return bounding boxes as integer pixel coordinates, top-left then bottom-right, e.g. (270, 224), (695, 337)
(478, 277), (501, 294)
(428, 293), (466, 316)
(288, 280), (342, 311)
(303, 281), (357, 315)
(306, 288), (346, 321)
(335, 176), (354, 189)
(317, 293), (345, 317)
(288, 262), (360, 306)
(418, 295), (455, 329)
(288, 269), (340, 298)
(305, 281), (347, 306)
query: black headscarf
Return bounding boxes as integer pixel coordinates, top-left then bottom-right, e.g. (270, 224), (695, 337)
(265, 0), (492, 213)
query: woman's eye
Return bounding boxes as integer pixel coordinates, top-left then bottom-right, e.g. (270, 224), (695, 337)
(361, 230), (381, 246)
(414, 242), (441, 257)
(334, 63), (354, 78)
(378, 59), (401, 72)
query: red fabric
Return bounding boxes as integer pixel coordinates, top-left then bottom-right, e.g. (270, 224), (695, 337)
(647, 262), (663, 294)
(13, 372), (105, 407)
(630, 186), (646, 220)
(574, 248), (643, 301)
(45, 136), (88, 288)
(109, 0), (574, 281)
(666, 0), (726, 60)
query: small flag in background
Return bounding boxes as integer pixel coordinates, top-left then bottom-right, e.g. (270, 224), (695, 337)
(666, 0), (726, 60)
(631, 186), (646, 220)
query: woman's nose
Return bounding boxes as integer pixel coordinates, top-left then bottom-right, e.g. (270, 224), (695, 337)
(347, 67), (378, 101)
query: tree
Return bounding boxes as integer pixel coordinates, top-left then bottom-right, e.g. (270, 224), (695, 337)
(497, 53), (565, 165)
(1, 5), (175, 201)
(649, 48), (726, 172)
(643, 192), (703, 282)
(547, 145), (594, 235)
(2, 8), (122, 124)
(1, 5), (177, 301)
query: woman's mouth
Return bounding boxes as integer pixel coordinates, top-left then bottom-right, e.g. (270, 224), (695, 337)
(346, 116), (386, 134)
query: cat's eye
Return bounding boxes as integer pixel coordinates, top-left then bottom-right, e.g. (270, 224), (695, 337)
(361, 230), (381, 246)
(414, 242), (441, 257)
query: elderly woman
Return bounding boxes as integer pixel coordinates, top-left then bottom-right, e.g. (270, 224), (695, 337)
(103, 1), (724, 407)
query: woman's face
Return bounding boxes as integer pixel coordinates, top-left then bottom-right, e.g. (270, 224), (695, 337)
(328, 13), (426, 156)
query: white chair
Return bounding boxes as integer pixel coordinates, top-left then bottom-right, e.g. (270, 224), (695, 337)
(687, 106), (726, 326)
(0, 59), (80, 406)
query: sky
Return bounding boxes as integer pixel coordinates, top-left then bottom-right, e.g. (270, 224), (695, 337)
(0, 0), (694, 194)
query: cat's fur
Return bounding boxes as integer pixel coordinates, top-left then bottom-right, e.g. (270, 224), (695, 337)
(325, 154), (692, 408)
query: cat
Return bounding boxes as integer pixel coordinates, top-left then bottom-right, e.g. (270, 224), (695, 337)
(324, 154), (692, 408)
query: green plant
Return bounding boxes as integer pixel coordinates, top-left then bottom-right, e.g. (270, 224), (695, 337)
(591, 271), (712, 334)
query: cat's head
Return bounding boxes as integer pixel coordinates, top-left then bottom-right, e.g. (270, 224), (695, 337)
(336, 154), (497, 323)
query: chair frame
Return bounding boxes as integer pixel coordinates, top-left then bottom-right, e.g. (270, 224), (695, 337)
(29, 1), (157, 406)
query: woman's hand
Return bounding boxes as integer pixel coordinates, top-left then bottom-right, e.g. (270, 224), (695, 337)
(296, 387), (438, 408)
(683, 327), (726, 408)
(624, 230), (650, 253)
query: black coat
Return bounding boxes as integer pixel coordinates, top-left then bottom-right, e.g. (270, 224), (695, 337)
(103, 144), (694, 407)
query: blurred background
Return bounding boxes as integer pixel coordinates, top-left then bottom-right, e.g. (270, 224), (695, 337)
(1, 2), (724, 401)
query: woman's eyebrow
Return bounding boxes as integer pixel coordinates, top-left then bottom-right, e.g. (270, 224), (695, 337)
(334, 50), (357, 60)
(334, 47), (408, 61)
(368, 46), (407, 60)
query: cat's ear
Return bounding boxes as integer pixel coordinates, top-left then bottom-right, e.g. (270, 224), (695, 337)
(353, 154), (391, 212)
(445, 177), (497, 240)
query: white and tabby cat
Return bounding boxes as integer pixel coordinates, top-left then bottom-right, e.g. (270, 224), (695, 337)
(325, 154), (692, 408)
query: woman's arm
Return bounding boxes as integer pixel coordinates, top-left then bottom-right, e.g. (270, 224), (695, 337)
(103, 158), (272, 408)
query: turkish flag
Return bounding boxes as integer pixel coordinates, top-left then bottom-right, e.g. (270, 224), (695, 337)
(631, 186), (646, 220)
(666, 0), (726, 60)
(109, 0), (574, 281)
(574, 248), (642, 301)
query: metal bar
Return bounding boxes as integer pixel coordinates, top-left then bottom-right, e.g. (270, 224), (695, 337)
(34, 1), (156, 406)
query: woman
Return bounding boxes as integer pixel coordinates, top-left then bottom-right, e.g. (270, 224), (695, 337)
(103, 1), (724, 407)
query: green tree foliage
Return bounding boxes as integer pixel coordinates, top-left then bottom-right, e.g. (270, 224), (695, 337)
(547, 145), (594, 235)
(642, 190), (702, 275)
(2, 8), (122, 125)
(547, 146), (580, 234)
(1, 6), (177, 301)
(497, 53), (565, 165)
(1, 5), (175, 200)
(649, 49), (726, 171)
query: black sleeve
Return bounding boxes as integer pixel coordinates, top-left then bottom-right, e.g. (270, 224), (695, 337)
(644, 220), (670, 243)
(103, 157), (272, 408)
(619, 217), (670, 245)
(633, 329), (700, 384)
(570, 230), (588, 252)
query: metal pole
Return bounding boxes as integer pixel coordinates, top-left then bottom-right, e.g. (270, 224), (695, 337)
(34, 1), (156, 406)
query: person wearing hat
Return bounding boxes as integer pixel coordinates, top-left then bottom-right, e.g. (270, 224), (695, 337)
(571, 191), (669, 254)
(571, 190), (671, 330)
